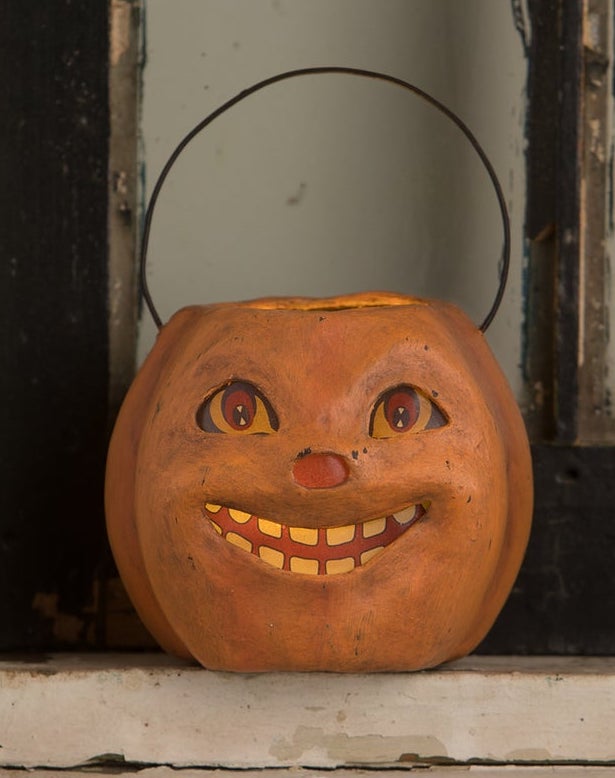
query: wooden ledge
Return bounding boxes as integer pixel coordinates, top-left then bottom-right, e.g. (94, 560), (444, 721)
(0, 765), (615, 778)
(0, 655), (614, 769)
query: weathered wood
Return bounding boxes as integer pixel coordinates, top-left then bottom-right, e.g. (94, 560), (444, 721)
(522, 0), (559, 439)
(554, 0), (584, 443)
(0, 654), (614, 768)
(3, 770), (615, 778)
(1, 1), (614, 662)
(108, 0), (141, 417)
(576, 0), (615, 441)
(478, 443), (615, 655)
(523, 0), (615, 443)
(0, 1), (110, 649)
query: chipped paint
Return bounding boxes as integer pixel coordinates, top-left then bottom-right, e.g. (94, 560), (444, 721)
(108, 0), (140, 416)
(589, 118), (607, 164)
(576, 0), (615, 439)
(110, 0), (133, 66)
(584, 10), (603, 51)
(1, 656), (615, 768)
(269, 727), (447, 764)
(511, 0), (531, 53)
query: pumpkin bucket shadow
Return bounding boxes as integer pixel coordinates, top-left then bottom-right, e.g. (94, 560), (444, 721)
(105, 67), (532, 672)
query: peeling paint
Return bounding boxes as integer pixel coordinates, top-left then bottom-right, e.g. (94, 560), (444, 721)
(511, 0), (531, 54)
(2, 656), (615, 767)
(576, 0), (615, 440)
(108, 0), (140, 416)
(584, 10), (603, 51)
(269, 726), (447, 764)
(589, 118), (606, 163)
(110, 0), (133, 66)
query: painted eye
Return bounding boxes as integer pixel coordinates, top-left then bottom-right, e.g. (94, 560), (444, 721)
(370, 385), (447, 438)
(197, 381), (279, 434)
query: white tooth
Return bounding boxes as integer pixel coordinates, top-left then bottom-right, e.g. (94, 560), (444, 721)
(326, 524), (355, 546)
(289, 526), (318, 546)
(393, 505), (418, 525)
(290, 557), (320, 575)
(363, 517), (386, 538)
(229, 508), (251, 524)
(325, 557), (355, 575)
(259, 546), (285, 569)
(258, 518), (282, 538)
(360, 546), (384, 565)
(226, 532), (252, 552)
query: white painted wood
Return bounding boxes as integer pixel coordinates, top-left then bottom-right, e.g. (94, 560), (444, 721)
(0, 655), (614, 769)
(3, 770), (615, 778)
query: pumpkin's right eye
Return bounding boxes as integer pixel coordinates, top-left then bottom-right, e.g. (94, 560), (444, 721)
(197, 381), (279, 435)
(370, 385), (447, 439)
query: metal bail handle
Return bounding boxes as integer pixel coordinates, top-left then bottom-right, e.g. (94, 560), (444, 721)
(140, 66), (511, 333)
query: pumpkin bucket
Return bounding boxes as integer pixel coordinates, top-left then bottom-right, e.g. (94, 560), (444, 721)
(105, 67), (532, 671)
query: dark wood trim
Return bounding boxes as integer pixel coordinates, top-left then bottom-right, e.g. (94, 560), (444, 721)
(554, 0), (584, 442)
(0, 1), (613, 656)
(525, 0), (589, 444)
(576, 0), (615, 442)
(0, 1), (111, 648)
(478, 443), (615, 654)
(108, 0), (141, 418)
(523, 0), (559, 440)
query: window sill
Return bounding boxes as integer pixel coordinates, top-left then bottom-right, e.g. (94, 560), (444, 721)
(1, 654), (614, 770)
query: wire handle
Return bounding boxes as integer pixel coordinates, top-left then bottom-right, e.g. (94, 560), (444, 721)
(140, 66), (510, 333)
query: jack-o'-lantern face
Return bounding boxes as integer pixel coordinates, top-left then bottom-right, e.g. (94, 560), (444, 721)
(105, 292), (532, 671)
(196, 378), (445, 576)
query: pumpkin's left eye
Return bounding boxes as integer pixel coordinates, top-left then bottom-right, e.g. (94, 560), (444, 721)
(370, 385), (447, 438)
(197, 381), (279, 435)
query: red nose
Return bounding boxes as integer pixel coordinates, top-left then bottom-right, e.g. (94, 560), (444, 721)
(292, 452), (349, 489)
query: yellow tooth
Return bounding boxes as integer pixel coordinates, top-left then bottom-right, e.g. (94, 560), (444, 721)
(325, 557), (355, 575)
(259, 546), (284, 569)
(258, 518), (282, 538)
(362, 517), (386, 538)
(393, 505), (418, 525)
(360, 546), (384, 565)
(226, 532), (252, 552)
(289, 526), (318, 546)
(229, 508), (251, 524)
(205, 503), (222, 513)
(422, 500), (432, 511)
(290, 557), (319, 575)
(210, 520), (223, 535)
(326, 524), (355, 546)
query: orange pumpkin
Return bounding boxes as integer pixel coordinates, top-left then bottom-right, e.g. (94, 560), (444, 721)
(105, 67), (532, 670)
(106, 291), (532, 671)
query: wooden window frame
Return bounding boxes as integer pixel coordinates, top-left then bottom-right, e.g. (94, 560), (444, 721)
(0, 0), (613, 656)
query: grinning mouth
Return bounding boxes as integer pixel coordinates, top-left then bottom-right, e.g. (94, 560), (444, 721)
(203, 502), (429, 575)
